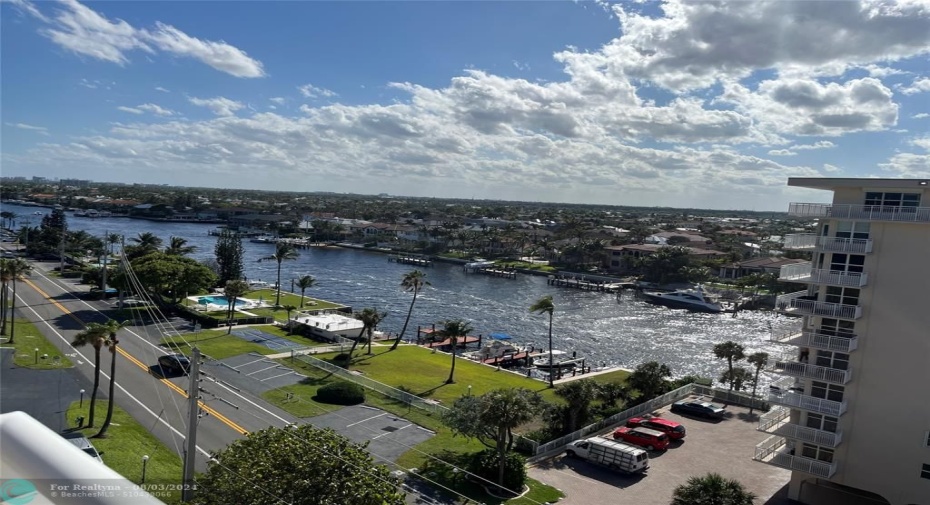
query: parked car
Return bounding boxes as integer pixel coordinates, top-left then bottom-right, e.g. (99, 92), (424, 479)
(117, 299), (151, 308)
(626, 416), (686, 440)
(612, 426), (670, 451)
(84, 287), (118, 300)
(157, 354), (191, 374)
(61, 432), (104, 463)
(670, 400), (726, 419)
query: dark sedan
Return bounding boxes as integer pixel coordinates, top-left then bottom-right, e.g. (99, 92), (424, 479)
(670, 400), (726, 419)
(157, 354), (191, 375)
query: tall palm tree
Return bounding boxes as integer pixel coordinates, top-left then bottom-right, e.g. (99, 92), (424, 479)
(95, 319), (129, 438)
(441, 319), (472, 384)
(390, 270), (430, 351)
(349, 308), (387, 360)
(671, 472), (756, 505)
(296, 275), (316, 308)
(0, 259), (10, 335)
(165, 236), (197, 256)
(746, 352), (769, 415)
(131, 232), (163, 250)
(713, 341), (746, 391)
(1, 211), (16, 230)
(3, 259), (32, 345)
(259, 242), (299, 307)
(223, 280), (250, 334)
(529, 295), (555, 387)
(282, 305), (298, 333)
(71, 322), (110, 427)
(106, 233), (122, 255)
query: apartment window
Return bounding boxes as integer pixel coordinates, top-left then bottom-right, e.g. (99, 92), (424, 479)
(864, 192), (921, 208)
(801, 443), (834, 463)
(815, 350), (850, 371)
(806, 413), (839, 433)
(820, 318), (855, 337)
(810, 381), (844, 402)
(829, 253), (865, 273)
(835, 221), (870, 239)
(825, 286), (859, 306)
(922, 463), (930, 480)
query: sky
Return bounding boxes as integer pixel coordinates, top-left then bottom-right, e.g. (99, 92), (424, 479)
(2, 0), (929, 210)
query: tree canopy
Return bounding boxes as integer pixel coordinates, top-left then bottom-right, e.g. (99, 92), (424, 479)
(115, 251), (217, 303)
(193, 424), (405, 505)
(671, 472), (756, 505)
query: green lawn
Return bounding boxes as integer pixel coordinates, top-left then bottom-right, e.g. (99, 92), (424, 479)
(65, 401), (183, 504)
(160, 325), (322, 359)
(0, 317), (73, 369)
(181, 289), (346, 322)
(585, 368), (631, 385)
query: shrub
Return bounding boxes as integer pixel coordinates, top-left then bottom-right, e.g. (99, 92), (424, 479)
(316, 382), (365, 405)
(468, 449), (527, 494)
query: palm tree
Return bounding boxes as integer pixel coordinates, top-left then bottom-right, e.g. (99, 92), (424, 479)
(223, 280), (250, 334)
(713, 341), (746, 391)
(3, 259), (32, 344)
(1, 211), (16, 230)
(282, 304), (297, 333)
(296, 275), (316, 308)
(71, 322), (110, 427)
(349, 308), (387, 360)
(390, 270), (430, 351)
(95, 319), (129, 438)
(165, 236), (197, 256)
(441, 319), (472, 384)
(126, 232), (162, 259)
(106, 233), (122, 255)
(0, 259), (10, 335)
(259, 242), (299, 307)
(671, 472), (756, 505)
(529, 295), (555, 387)
(746, 352), (769, 415)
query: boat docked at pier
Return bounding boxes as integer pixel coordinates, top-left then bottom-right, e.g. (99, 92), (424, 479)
(533, 350), (582, 370)
(641, 285), (723, 313)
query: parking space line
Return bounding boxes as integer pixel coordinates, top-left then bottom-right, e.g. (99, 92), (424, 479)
(232, 357), (266, 369)
(372, 423), (411, 439)
(246, 364), (280, 376)
(346, 412), (387, 427)
(260, 371), (295, 381)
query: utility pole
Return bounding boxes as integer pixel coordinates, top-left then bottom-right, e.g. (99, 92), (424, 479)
(101, 230), (108, 294)
(59, 232), (66, 274)
(182, 347), (201, 502)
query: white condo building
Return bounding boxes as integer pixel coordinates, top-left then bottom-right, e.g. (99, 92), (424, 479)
(753, 178), (930, 505)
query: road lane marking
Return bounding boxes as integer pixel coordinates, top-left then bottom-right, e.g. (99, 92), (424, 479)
(246, 364), (279, 376)
(372, 424), (411, 440)
(346, 412), (387, 427)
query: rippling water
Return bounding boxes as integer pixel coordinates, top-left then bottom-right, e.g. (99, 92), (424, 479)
(4, 204), (786, 379)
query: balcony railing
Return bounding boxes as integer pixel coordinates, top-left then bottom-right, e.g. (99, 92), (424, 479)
(768, 357), (852, 384)
(778, 263), (868, 287)
(776, 291), (862, 320)
(758, 407), (843, 447)
(782, 234), (873, 254)
(789, 203), (930, 223)
(753, 435), (837, 478)
(768, 378), (847, 417)
(772, 329), (859, 353)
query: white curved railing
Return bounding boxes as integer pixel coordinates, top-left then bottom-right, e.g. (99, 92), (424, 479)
(789, 203), (930, 223)
(776, 291), (862, 319)
(779, 263), (868, 287)
(782, 234), (873, 253)
(753, 435), (837, 478)
(767, 388), (847, 417)
(768, 358), (852, 384)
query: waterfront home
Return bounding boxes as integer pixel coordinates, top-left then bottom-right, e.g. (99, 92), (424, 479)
(718, 257), (808, 280)
(288, 311), (364, 342)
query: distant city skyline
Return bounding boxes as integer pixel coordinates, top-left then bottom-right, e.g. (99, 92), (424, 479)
(2, 0), (928, 211)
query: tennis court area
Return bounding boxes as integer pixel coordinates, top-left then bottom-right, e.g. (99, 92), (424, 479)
(231, 328), (305, 351)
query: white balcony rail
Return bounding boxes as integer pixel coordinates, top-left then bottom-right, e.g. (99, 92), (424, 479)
(758, 406), (791, 430)
(770, 324), (804, 344)
(776, 291), (862, 319)
(778, 263), (868, 287)
(758, 407), (842, 447)
(769, 358), (852, 384)
(782, 234), (873, 253)
(768, 389), (846, 417)
(753, 435), (837, 478)
(789, 203), (930, 223)
(804, 330), (859, 353)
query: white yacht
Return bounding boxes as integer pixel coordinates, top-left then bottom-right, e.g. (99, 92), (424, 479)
(641, 286), (723, 313)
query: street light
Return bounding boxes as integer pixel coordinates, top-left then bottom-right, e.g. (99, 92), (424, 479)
(467, 385), (472, 396)
(34, 348), (39, 364)
(79, 389), (86, 408)
(141, 455), (150, 484)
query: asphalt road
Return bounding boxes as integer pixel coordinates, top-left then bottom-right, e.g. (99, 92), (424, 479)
(4, 257), (300, 471)
(0, 347), (85, 433)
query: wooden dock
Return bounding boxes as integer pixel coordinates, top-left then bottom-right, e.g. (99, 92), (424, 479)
(467, 266), (517, 279)
(547, 276), (631, 293)
(389, 255), (432, 267)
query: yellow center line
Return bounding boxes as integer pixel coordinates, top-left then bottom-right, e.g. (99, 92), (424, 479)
(24, 278), (249, 436)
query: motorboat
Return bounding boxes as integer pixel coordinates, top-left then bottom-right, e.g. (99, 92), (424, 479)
(641, 286), (723, 313)
(533, 350), (579, 370)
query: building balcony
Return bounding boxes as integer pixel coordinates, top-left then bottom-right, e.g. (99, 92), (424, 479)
(789, 203), (930, 223)
(753, 435), (837, 478)
(767, 355), (852, 384)
(771, 328), (859, 353)
(768, 377), (847, 417)
(776, 291), (862, 320)
(782, 234), (873, 254)
(758, 407), (843, 448)
(778, 263), (868, 288)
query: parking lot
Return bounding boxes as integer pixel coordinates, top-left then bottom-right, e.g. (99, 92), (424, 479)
(206, 353), (306, 397)
(305, 405), (435, 464)
(528, 396), (792, 505)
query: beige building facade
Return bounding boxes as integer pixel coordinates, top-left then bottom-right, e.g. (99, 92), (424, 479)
(753, 178), (930, 505)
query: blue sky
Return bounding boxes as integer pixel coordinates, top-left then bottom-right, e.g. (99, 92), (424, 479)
(2, 0), (929, 210)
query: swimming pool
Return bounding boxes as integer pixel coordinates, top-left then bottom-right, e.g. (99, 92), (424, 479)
(198, 295), (249, 307)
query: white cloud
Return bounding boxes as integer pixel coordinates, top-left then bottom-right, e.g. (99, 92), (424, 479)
(792, 141), (836, 150)
(861, 64), (910, 78)
(8, 0), (50, 22)
(21, 0), (264, 78)
(137, 103), (175, 116)
(117, 106), (143, 114)
(768, 149), (796, 156)
(298, 84), (337, 99)
(5, 122), (49, 134)
(913, 113), (930, 119)
(900, 77), (930, 95)
(823, 164), (841, 173)
(155, 86), (170, 93)
(188, 96), (244, 116)
(512, 60), (530, 71)
(879, 152), (930, 177)
(911, 136), (930, 151)
(269, 97), (286, 105)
